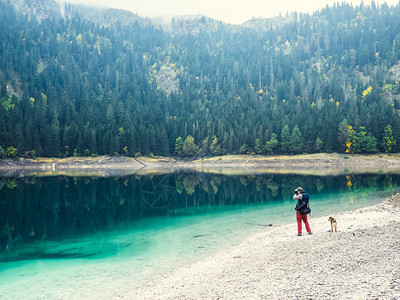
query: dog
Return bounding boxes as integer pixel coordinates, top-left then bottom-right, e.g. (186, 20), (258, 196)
(328, 216), (337, 232)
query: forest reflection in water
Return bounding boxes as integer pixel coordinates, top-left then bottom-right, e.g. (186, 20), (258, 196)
(1, 170), (399, 262)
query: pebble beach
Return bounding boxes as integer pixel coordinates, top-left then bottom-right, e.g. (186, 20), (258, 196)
(116, 194), (400, 299)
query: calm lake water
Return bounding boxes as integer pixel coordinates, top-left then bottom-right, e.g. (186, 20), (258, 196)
(1, 170), (399, 299)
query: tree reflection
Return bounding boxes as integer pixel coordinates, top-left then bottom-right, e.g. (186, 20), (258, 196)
(0, 172), (399, 254)
(141, 174), (177, 209)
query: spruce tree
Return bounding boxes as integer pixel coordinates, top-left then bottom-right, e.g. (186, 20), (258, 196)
(175, 137), (184, 157)
(381, 124), (396, 153)
(280, 125), (291, 154)
(290, 125), (303, 154)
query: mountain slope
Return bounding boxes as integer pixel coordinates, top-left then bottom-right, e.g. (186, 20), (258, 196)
(0, 0), (399, 158)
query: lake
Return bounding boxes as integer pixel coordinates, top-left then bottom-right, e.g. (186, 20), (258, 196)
(0, 170), (399, 299)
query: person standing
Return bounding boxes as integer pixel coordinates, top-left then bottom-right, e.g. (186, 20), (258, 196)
(293, 187), (312, 236)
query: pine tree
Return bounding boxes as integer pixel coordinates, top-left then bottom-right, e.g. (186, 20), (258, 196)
(381, 124), (396, 153)
(315, 137), (324, 152)
(209, 136), (221, 156)
(264, 133), (279, 154)
(43, 109), (61, 157)
(90, 129), (97, 155)
(175, 136), (184, 157)
(290, 125), (303, 154)
(159, 127), (169, 156)
(280, 125), (291, 154)
(254, 138), (262, 154)
(239, 143), (248, 154)
(338, 119), (351, 153)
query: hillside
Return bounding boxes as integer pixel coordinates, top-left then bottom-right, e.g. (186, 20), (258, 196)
(0, 0), (400, 158)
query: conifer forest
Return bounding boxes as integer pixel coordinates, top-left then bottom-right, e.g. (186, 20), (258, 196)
(1, 0), (400, 158)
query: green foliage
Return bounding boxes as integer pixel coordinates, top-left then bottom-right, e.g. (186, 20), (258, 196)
(198, 137), (209, 156)
(41, 93), (47, 106)
(381, 124), (396, 153)
(349, 127), (378, 153)
(254, 138), (262, 154)
(1, 95), (16, 111)
(0, 146), (5, 158)
(264, 133), (279, 154)
(290, 125), (303, 154)
(6, 146), (18, 157)
(29, 150), (37, 158)
(182, 135), (197, 157)
(175, 137), (184, 157)
(209, 136), (221, 156)
(239, 143), (248, 154)
(6, 179), (17, 189)
(315, 137), (324, 152)
(338, 119), (351, 153)
(123, 146), (129, 155)
(280, 125), (291, 154)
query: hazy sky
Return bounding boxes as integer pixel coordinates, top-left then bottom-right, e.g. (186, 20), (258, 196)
(64, 0), (399, 24)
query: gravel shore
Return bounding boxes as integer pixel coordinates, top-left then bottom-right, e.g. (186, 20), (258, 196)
(2, 154), (400, 177)
(116, 194), (400, 300)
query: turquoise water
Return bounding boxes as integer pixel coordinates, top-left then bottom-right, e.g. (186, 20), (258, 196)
(0, 172), (399, 299)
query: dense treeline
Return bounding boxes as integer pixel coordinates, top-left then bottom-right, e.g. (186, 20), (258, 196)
(0, 0), (400, 158)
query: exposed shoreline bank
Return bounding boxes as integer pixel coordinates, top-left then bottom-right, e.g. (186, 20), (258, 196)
(116, 194), (400, 299)
(1, 153), (400, 177)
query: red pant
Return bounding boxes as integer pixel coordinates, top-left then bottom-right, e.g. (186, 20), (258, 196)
(296, 211), (311, 235)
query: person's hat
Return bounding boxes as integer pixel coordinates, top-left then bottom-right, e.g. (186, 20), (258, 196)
(297, 187), (303, 192)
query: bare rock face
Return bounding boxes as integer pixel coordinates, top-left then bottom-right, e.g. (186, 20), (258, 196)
(381, 61), (400, 106)
(389, 62), (400, 81)
(153, 61), (182, 96)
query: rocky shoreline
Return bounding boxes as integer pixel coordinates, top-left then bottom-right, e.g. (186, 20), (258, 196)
(115, 194), (400, 299)
(1, 153), (400, 177)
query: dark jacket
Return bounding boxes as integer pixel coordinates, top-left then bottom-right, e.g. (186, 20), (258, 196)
(294, 192), (309, 214)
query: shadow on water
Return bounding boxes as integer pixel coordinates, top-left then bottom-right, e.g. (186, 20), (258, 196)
(1, 170), (400, 263)
(1, 251), (101, 263)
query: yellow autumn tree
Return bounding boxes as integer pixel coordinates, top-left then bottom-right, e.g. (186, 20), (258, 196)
(345, 125), (354, 153)
(361, 86), (372, 101)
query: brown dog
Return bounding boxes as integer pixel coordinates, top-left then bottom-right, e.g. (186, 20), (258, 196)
(328, 216), (337, 232)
